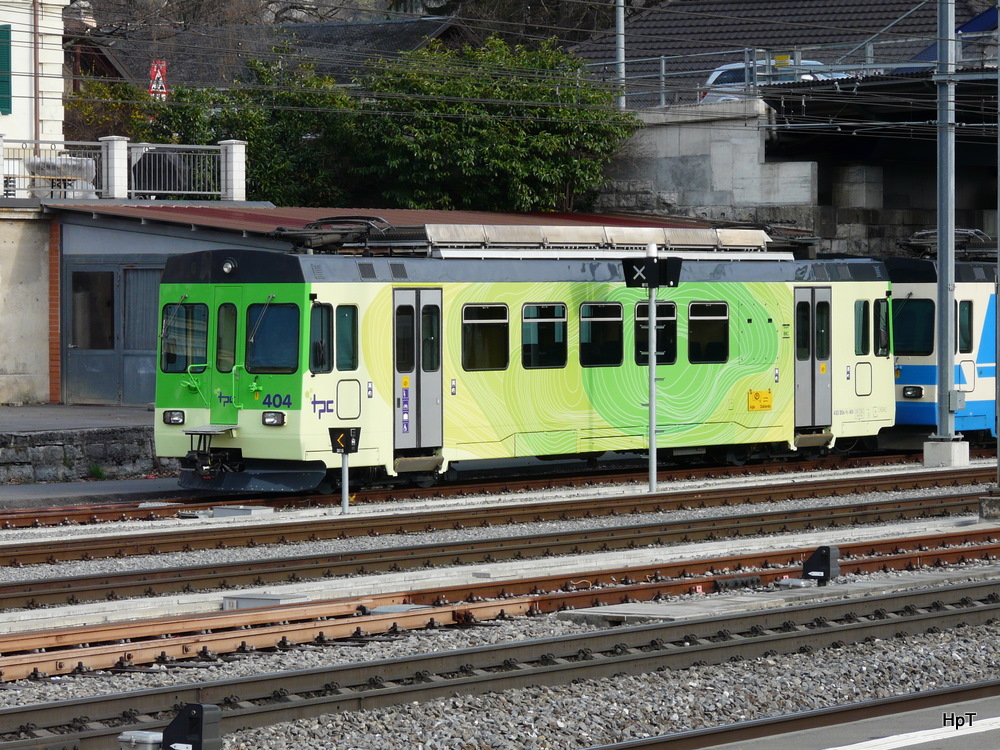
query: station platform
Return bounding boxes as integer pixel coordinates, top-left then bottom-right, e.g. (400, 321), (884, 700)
(0, 403), (194, 506)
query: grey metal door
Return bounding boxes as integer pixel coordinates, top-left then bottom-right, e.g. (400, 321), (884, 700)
(793, 287), (832, 428)
(64, 265), (159, 405)
(65, 267), (120, 404)
(393, 289), (442, 450)
(122, 268), (160, 404)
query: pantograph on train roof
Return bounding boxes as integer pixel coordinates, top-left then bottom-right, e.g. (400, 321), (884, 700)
(269, 215), (789, 261)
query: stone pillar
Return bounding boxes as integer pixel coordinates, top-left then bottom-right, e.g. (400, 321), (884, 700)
(99, 136), (129, 199)
(219, 140), (247, 201)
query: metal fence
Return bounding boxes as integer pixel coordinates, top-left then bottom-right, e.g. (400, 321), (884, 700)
(588, 30), (999, 109)
(0, 140), (225, 200)
(1, 141), (103, 199)
(128, 143), (221, 199)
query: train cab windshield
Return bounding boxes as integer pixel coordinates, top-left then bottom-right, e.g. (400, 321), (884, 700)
(160, 302), (208, 373)
(247, 302), (299, 373)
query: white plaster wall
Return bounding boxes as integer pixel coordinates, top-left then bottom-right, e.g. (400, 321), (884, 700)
(0, 0), (68, 142)
(0, 209), (49, 403)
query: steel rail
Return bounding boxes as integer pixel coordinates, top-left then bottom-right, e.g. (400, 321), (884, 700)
(0, 452), (942, 529)
(582, 680), (1000, 749)
(3, 509), (999, 611)
(0, 471), (991, 567)
(2, 527), (999, 680)
(3, 580), (1000, 750)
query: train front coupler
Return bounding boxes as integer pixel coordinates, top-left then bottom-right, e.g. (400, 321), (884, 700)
(181, 447), (245, 480)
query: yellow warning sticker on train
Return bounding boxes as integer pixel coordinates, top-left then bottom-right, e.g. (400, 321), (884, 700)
(748, 390), (772, 411)
(820, 363), (827, 374)
(402, 376), (410, 389)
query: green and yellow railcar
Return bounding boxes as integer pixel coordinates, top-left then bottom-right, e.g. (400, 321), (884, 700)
(154, 222), (895, 492)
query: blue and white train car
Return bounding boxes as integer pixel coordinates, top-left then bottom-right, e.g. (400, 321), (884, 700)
(884, 257), (997, 444)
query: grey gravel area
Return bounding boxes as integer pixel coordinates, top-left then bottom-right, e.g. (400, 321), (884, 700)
(220, 621), (1000, 749)
(12, 611), (997, 748)
(2, 461), (998, 748)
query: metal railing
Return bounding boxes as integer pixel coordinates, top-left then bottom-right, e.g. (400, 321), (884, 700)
(1, 141), (103, 199)
(0, 138), (236, 200)
(587, 30), (1000, 109)
(128, 143), (221, 199)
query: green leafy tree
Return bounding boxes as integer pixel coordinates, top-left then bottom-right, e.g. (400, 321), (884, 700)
(64, 80), (158, 143)
(144, 58), (355, 205)
(65, 58), (355, 205)
(349, 37), (639, 212)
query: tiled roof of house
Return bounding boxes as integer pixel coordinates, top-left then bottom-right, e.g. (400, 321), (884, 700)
(575, 1), (991, 104)
(93, 17), (472, 89)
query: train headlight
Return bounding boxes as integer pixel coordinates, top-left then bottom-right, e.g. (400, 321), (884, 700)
(262, 411), (286, 427)
(222, 258), (238, 274)
(162, 410), (185, 425)
(902, 386), (924, 399)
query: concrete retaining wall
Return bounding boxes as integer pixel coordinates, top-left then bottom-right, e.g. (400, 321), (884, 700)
(0, 427), (178, 483)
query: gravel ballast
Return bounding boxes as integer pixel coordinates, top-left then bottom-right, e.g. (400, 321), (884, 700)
(0, 463), (997, 748)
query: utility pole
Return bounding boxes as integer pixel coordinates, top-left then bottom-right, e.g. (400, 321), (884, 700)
(926, 0), (969, 467)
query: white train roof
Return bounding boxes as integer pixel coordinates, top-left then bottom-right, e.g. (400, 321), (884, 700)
(273, 220), (792, 260)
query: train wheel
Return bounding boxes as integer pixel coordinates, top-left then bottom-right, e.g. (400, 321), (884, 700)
(412, 473), (439, 488)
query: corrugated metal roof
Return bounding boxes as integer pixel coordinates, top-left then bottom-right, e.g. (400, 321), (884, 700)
(46, 204), (714, 236)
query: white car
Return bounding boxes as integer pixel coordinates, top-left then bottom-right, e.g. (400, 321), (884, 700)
(700, 60), (842, 103)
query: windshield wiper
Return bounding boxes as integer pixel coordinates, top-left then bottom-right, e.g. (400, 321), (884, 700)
(159, 294), (189, 339)
(248, 294), (276, 343)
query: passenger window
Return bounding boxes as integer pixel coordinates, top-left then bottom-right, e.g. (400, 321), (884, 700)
(634, 302), (676, 365)
(854, 300), (870, 356)
(795, 301), (810, 361)
(395, 305), (415, 374)
(874, 298), (890, 357)
(689, 302), (728, 364)
(309, 304), (333, 373)
(815, 301), (830, 360)
(892, 298), (934, 356)
(217, 303), (237, 373)
(958, 301), (973, 354)
(462, 305), (508, 371)
(580, 303), (622, 367)
(522, 303), (566, 369)
(422, 304), (441, 372)
(160, 302), (208, 374)
(246, 302), (299, 374)
(336, 305), (358, 371)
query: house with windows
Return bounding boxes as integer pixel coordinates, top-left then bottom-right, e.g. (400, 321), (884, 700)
(0, 0), (254, 408)
(1, 0), (68, 141)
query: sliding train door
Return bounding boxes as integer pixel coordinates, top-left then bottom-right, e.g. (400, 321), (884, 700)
(393, 289), (443, 450)
(794, 287), (833, 428)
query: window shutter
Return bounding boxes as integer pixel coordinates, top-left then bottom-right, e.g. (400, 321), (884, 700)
(0, 26), (10, 115)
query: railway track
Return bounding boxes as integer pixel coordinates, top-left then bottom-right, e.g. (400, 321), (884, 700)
(5, 579), (1000, 750)
(0, 468), (991, 567)
(2, 495), (996, 612)
(585, 680), (1000, 749)
(2, 526), (999, 680)
(0, 452), (968, 528)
